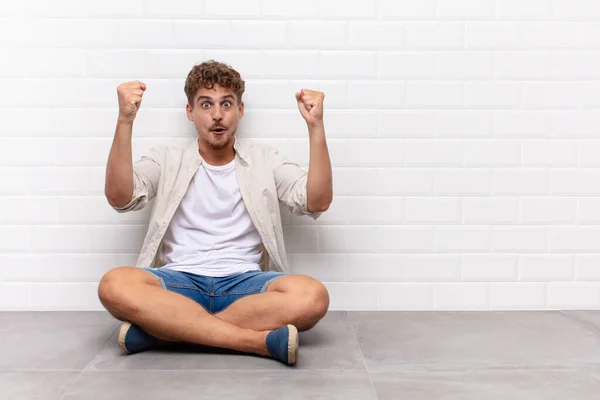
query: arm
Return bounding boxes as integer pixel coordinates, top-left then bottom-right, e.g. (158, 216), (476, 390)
(296, 89), (333, 212)
(105, 81), (160, 212)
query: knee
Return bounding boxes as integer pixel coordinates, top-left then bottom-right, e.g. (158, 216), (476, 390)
(300, 282), (330, 330)
(97, 267), (139, 319)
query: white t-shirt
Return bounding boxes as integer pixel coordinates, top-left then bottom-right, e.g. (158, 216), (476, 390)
(158, 158), (263, 277)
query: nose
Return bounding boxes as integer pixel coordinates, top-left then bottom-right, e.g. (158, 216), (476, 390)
(212, 105), (223, 121)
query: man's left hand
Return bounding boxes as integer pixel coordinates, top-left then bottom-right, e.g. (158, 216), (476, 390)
(295, 89), (325, 127)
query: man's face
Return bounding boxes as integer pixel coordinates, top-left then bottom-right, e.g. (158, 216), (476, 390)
(186, 84), (244, 151)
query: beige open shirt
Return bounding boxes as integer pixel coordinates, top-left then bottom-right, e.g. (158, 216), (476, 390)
(113, 137), (322, 273)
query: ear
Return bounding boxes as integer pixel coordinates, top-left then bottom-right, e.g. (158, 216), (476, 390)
(238, 100), (244, 118)
(185, 103), (194, 121)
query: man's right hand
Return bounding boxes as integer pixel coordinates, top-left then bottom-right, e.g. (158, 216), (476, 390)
(117, 81), (146, 124)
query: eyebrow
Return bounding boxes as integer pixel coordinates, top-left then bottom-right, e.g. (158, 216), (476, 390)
(196, 94), (235, 103)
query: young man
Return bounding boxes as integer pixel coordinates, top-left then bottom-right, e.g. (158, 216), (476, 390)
(99, 60), (333, 366)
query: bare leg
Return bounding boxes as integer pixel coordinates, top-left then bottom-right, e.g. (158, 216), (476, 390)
(214, 274), (330, 332)
(98, 267), (270, 357)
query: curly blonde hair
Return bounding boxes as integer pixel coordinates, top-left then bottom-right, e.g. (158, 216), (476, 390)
(184, 60), (246, 107)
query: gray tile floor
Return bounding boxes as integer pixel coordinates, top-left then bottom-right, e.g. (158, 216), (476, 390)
(2, 310), (600, 399)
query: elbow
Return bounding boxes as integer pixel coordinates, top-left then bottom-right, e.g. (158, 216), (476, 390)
(105, 190), (132, 209)
(308, 197), (332, 213)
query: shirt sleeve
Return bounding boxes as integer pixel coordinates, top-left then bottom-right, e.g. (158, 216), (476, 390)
(112, 146), (162, 213)
(270, 147), (322, 220)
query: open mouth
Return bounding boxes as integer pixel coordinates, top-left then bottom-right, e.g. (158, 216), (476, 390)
(211, 127), (227, 135)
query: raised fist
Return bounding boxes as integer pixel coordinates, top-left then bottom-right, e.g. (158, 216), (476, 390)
(117, 81), (146, 123)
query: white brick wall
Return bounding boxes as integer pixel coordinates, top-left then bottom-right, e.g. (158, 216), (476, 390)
(2, 0), (600, 311)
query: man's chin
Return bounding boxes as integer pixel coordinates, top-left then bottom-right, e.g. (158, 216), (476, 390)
(208, 136), (232, 150)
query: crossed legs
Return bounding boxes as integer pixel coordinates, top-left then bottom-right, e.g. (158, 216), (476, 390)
(97, 267), (329, 357)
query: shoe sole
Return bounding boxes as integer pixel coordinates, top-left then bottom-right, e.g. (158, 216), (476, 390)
(287, 324), (299, 365)
(118, 322), (132, 354)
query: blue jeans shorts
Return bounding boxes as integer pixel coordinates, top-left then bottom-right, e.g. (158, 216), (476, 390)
(142, 267), (287, 314)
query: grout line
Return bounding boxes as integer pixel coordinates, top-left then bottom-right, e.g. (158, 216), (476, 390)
(58, 370), (85, 400)
(348, 312), (379, 400)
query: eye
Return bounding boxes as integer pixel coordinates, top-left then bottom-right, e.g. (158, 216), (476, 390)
(201, 102), (210, 109)
(223, 101), (232, 107)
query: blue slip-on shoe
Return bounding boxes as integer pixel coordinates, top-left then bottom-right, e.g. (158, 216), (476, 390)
(118, 322), (161, 354)
(265, 324), (299, 365)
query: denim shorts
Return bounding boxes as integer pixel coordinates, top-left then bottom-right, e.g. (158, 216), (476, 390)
(142, 267), (287, 314)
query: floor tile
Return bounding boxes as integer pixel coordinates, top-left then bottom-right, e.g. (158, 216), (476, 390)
(349, 311), (600, 372)
(564, 311), (600, 333)
(371, 369), (600, 400)
(0, 312), (119, 370)
(86, 311), (366, 371)
(0, 371), (80, 400)
(61, 370), (377, 400)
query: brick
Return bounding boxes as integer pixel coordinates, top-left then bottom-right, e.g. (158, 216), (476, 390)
(466, 82), (522, 109)
(463, 140), (521, 167)
(462, 255), (518, 281)
(231, 21), (286, 47)
(405, 23), (464, 49)
(333, 168), (379, 195)
(406, 198), (462, 224)
(438, 0), (493, 19)
(325, 283), (377, 310)
(438, 52), (493, 79)
(547, 283), (600, 309)
(579, 199), (600, 224)
(0, 284), (30, 310)
(322, 110), (378, 138)
(522, 139), (577, 166)
(0, 226), (31, 251)
(490, 284), (546, 310)
(289, 22), (347, 49)
(551, 170), (600, 195)
(551, 111), (600, 138)
(346, 254), (406, 282)
(31, 283), (96, 310)
(320, 0), (376, 18)
(554, 0), (600, 21)
(520, 198), (576, 224)
(84, 0), (143, 16)
(347, 139), (405, 166)
(320, 226), (379, 253)
(552, 52), (600, 79)
(435, 227), (491, 252)
(518, 255), (574, 281)
(350, 23), (404, 49)
(143, 0), (203, 17)
(495, 52), (552, 80)
(576, 256), (600, 281)
(434, 283), (489, 310)
(494, 111), (550, 138)
(205, 0), (260, 17)
(377, 284), (434, 310)
(435, 169), (490, 196)
(523, 23), (582, 49)
(466, 22), (521, 49)
(377, 169), (434, 195)
(492, 227), (549, 252)
(407, 82), (464, 108)
(261, 0), (318, 18)
(492, 170), (550, 195)
(579, 140), (600, 166)
(435, 111), (492, 138)
(0, 197), (59, 223)
(378, 0), (437, 19)
(348, 81), (405, 108)
(378, 52), (437, 79)
(379, 111), (435, 138)
(319, 51), (377, 78)
(265, 51), (319, 78)
(462, 198), (518, 224)
(406, 139), (462, 166)
(522, 82), (580, 109)
(172, 21), (232, 48)
(376, 227), (435, 253)
(550, 228), (600, 252)
(494, 0), (552, 20)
